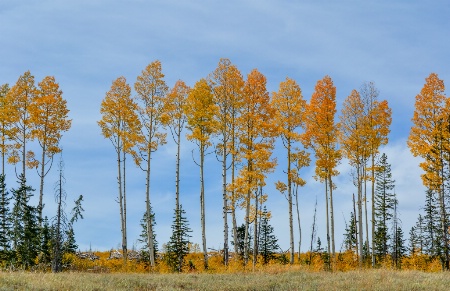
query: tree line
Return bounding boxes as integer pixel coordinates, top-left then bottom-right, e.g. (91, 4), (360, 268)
(97, 59), (450, 271)
(1, 62), (448, 272)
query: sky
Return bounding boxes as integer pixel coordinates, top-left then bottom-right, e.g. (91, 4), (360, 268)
(1, 0), (449, 253)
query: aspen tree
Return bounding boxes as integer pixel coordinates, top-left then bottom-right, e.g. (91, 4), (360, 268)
(232, 69), (275, 266)
(271, 77), (308, 264)
(304, 76), (340, 268)
(98, 76), (142, 263)
(184, 78), (218, 269)
(209, 59), (244, 263)
(162, 80), (189, 215)
(408, 73), (449, 269)
(6, 71), (38, 180)
(338, 89), (369, 265)
(360, 82), (392, 267)
(0, 84), (14, 175)
(134, 60), (168, 267)
(30, 76), (71, 221)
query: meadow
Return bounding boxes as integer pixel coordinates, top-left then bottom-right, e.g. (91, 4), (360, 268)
(1, 269), (450, 290)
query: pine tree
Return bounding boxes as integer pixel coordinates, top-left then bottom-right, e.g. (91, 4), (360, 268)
(258, 206), (279, 264)
(409, 214), (425, 255)
(373, 153), (396, 263)
(232, 223), (252, 260)
(0, 174), (11, 262)
(165, 205), (192, 272)
(392, 224), (406, 269)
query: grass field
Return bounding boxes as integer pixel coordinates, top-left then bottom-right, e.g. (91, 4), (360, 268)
(1, 269), (449, 290)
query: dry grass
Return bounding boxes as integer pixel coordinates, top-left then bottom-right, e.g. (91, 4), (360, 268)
(1, 269), (450, 290)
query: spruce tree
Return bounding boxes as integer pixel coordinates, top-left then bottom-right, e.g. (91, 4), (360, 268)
(258, 206), (279, 264)
(232, 224), (252, 260)
(38, 217), (52, 265)
(165, 205), (191, 272)
(11, 174), (39, 269)
(373, 153), (395, 263)
(0, 174), (11, 262)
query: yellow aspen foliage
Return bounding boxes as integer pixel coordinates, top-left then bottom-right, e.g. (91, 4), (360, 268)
(134, 60), (168, 267)
(98, 76), (142, 263)
(30, 76), (72, 218)
(184, 78), (218, 269)
(208, 59), (245, 262)
(231, 68), (276, 265)
(303, 75), (340, 265)
(271, 77), (308, 264)
(0, 83), (15, 174)
(408, 73), (447, 191)
(6, 71), (38, 177)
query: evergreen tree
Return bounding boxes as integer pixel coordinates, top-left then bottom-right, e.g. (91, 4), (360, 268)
(165, 205), (191, 272)
(373, 153), (395, 262)
(232, 223), (252, 260)
(392, 224), (406, 268)
(63, 226), (77, 254)
(0, 174), (11, 262)
(409, 214), (425, 255)
(16, 204), (40, 269)
(138, 209), (158, 264)
(11, 174), (40, 269)
(422, 189), (441, 257)
(343, 211), (358, 252)
(258, 206), (279, 264)
(38, 217), (52, 265)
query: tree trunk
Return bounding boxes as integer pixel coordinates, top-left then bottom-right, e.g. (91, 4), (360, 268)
(176, 126), (181, 213)
(146, 147), (155, 267)
(222, 137), (229, 265)
(38, 143), (46, 223)
(295, 183), (301, 261)
(371, 153), (375, 267)
(231, 153), (238, 256)
(357, 164), (364, 266)
(244, 162), (252, 266)
(117, 148), (126, 264)
(288, 141), (294, 264)
(328, 173), (335, 269)
(200, 145), (208, 269)
(122, 151), (128, 263)
(252, 186), (258, 270)
(325, 175), (331, 266)
(363, 164), (369, 264)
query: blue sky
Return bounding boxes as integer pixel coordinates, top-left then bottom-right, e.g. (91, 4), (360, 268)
(1, 0), (449, 252)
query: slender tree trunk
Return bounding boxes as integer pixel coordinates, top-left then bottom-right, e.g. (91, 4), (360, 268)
(244, 161), (252, 266)
(231, 152), (238, 255)
(371, 153), (375, 267)
(353, 193), (359, 260)
(328, 173), (335, 269)
(22, 130), (26, 179)
(357, 164), (364, 266)
(146, 147), (155, 267)
(253, 186), (258, 270)
(439, 156), (449, 270)
(222, 137), (229, 265)
(38, 143), (46, 223)
(325, 175), (331, 267)
(117, 148), (126, 264)
(295, 183), (301, 261)
(176, 127), (181, 213)
(123, 151), (128, 262)
(288, 141), (294, 264)
(363, 164), (369, 264)
(200, 144), (208, 269)
(52, 164), (63, 273)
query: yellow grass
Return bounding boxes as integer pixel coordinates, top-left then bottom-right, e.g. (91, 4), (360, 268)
(1, 269), (450, 290)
